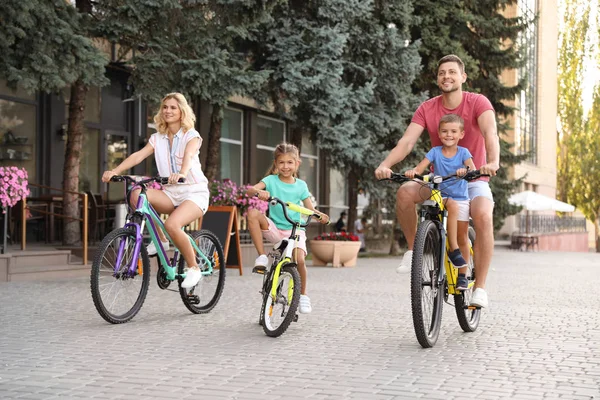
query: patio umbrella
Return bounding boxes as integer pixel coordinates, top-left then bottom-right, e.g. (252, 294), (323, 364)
(508, 190), (575, 212)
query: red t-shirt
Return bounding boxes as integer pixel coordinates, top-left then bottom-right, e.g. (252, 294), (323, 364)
(412, 92), (494, 180)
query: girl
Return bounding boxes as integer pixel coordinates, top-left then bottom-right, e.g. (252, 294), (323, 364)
(246, 142), (329, 314)
(101, 92), (209, 289)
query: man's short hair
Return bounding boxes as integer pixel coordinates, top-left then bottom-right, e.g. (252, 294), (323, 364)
(439, 113), (464, 130)
(437, 54), (465, 74)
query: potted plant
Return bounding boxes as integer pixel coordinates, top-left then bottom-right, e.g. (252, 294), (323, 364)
(209, 179), (268, 229)
(309, 231), (362, 267)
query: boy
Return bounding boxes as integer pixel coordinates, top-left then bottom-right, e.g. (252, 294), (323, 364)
(404, 114), (476, 290)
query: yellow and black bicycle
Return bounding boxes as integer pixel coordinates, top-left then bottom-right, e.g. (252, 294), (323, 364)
(383, 169), (488, 348)
(255, 197), (323, 337)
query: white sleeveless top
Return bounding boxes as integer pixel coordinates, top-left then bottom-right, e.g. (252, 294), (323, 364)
(148, 128), (208, 185)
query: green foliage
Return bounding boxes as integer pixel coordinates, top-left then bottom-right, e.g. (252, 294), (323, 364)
(0, 0), (107, 92)
(558, 0), (600, 250)
(411, 0), (530, 232)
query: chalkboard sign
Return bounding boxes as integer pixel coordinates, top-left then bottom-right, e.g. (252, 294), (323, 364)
(198, 205), (243, 275)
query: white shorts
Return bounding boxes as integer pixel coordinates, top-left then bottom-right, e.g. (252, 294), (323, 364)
(162, 183), (209, 213)
(468, 181), (494, 202)
(443, 199), (471, 222)
(262, 217), (307, 255)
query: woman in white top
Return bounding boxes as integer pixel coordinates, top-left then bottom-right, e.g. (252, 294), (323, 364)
(101, 92), (209, 289)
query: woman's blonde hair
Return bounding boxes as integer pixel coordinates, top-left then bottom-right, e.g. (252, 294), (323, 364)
(265, 142), (301, 177)
(153, 92), (196, 134)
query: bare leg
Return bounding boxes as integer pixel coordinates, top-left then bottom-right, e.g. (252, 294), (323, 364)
(247, 208), (269, 255)
(470, 196), (494, 289)
(294, 248), (307, 295)
(164, 201), (203, 268)
(457, 221), (470, 275)
(445, 199), (459, 251)
(396, 182), (429, 250)
(131, 188), (171, 242)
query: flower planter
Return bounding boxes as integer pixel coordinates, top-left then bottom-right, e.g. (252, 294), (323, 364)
(309, 240), (362, 267)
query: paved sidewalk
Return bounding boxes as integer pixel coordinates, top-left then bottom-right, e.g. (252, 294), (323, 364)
(0, 248), (599, 399)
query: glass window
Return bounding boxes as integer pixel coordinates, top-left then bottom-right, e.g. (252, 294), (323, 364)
(516, 0), (538, 164)
(256, 115), (285, 148)
(106, 132), (129, 201)
(78, 128), (100, 193)
(0, 80), (35, 101)
(328, 168), (347, 221)
(220, 108), (243, 184)
(254, 115), (285, 183)
(0, 98), (37, 183)
(299, 134), (318, 201)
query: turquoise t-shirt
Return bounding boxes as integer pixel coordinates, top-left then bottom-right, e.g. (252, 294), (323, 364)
(261, 174), (311, 230)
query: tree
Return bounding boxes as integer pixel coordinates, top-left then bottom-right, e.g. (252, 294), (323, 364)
(0, 0), (108, 245)
(558, 0), (600, 251)
(411, 0), (530, 232)
(251, 0), (422, 246)
(95, 0), (277, 181)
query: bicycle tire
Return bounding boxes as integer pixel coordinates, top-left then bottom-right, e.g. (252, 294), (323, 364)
(454, 226), (481, 332)
(90, 227), (150, 324)
(262, 263), (301, 337)
(178, 230), (226, 314)
(411, 220), (444, 348)
(258, 272), (271, 326)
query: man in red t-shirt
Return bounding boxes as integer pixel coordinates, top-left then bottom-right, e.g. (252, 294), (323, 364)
(375, 54), (500, 308)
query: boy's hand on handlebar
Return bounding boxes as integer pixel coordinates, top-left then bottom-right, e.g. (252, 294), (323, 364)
(456, 168), (467, 177)
(404, 169), (418, 179)
(102, 170), (117, 183)
(374, 165), (393, 180)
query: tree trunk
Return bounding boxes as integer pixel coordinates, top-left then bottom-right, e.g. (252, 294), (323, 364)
(204, 104), (223, 181)
(289, 125), (303, 154)
(62, 79), (87, 245)
(347, 168), (358, 235)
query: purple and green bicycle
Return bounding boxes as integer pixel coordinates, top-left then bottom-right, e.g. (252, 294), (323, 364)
(90, 175), (225, 324)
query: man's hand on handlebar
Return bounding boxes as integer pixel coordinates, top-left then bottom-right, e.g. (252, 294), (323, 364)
(479, 162), (499, 176)
(374, 165), (393, 180)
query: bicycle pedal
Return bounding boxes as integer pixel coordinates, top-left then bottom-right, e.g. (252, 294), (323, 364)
(252, 266), (267, 275)
(464, 305), (481, 310)
(293, 314), (299, 322)
(187, 295), (200, 305)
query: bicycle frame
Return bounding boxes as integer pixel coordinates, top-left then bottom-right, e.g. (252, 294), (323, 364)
(112, 177), (212, 281)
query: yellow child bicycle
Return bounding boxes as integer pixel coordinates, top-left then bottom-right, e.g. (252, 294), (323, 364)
(382, 169), (488, 348)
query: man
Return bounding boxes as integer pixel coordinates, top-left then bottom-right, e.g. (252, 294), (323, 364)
(374, 54), (499, 308)
(335, 211), (347, 232)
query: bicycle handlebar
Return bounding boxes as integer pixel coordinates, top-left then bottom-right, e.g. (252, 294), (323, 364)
(267, 197), (323, 228)
(380, 169), (489, 185)
(110, 175), (185, 185)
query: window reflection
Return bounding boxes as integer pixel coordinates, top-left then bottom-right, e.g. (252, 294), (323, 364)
(0, 99), (37, 183)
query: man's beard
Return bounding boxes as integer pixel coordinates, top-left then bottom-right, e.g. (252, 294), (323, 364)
(439, 84), (460, 93)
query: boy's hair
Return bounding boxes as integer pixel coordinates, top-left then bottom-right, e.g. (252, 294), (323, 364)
(439, 113), (464, 130)
(265, 142), (301, 176)
(437, 54), (465, 74)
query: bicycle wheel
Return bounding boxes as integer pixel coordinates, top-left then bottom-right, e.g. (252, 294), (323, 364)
(258, 271), (271, 326)
(90, 228), (150, 324)
(411, 220), (444, 348)
(178, 230), (226, 314)
(262, 263), (301, 337)
(454, 226), (481, 332)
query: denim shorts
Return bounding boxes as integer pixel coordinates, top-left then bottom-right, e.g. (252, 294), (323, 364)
(468, 181), (494, 202)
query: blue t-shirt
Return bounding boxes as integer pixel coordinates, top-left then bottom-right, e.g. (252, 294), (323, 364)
(261, 174), (311, 230)
(425, 146), (472, 201)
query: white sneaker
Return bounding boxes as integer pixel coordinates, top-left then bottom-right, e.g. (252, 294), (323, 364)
(470, 288), (489, 308)
(147, 240), (169, 256)
(254, 254), (269, 267)
(396, 250), (412, 274)
(181, 267), (202, 289)
(299, 295), (312, 314)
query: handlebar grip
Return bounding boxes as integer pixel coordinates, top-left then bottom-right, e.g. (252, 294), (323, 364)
(110, 176), (125, 182)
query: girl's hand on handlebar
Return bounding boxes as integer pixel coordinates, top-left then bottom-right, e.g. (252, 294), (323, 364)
(456, 168), (467, 177)
(257, 190), (270, 201)
(317, 212), (330, 225)
(102, 170), (117, 183)
(404, 169), (418, 179)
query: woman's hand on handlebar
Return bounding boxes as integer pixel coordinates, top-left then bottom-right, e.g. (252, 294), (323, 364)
(167, 172), (186, 185)
(102, 170), (118, 183)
